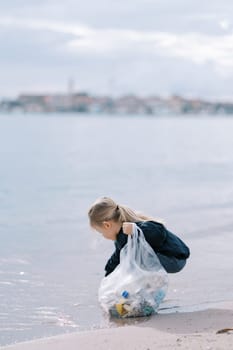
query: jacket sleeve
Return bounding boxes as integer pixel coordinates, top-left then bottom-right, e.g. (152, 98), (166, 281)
(104, 231), (128, 276)
(104, 246), (120, 276)
(140, 221), (167, 251)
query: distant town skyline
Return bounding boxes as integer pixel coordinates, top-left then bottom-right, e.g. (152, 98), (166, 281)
(1, 1), (233, 100)
(2, 91), (233, 115)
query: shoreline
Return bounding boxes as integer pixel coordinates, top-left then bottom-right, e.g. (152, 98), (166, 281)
(1, 301), (233, 350)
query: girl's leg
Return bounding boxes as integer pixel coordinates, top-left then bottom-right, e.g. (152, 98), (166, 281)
(156, 253), (186, 273)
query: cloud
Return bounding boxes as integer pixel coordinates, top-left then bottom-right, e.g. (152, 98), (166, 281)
(0, 6), (233, 98)
(1, 16), (233, 71)
(1, 1), (233, 33)
(219, 19), (231, 30)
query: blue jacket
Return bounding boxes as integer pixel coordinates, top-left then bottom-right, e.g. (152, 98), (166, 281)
(105, 221), (190, 276)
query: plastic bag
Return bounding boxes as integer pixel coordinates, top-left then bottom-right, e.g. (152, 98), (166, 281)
(98, 223), (168, 318)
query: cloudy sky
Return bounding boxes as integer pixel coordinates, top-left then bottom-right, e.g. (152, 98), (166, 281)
(1, 0), (233, 99)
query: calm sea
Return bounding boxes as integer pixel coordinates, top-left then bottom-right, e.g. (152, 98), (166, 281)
(0, 113), (233, 346)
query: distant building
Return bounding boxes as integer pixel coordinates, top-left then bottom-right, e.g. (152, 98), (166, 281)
(1, 92), (233, 115)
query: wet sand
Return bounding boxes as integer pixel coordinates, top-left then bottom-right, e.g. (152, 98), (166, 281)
(2, 302), (233, 350)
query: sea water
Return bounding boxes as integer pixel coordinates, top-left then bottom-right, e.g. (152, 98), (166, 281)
(0, 113), (233, 345)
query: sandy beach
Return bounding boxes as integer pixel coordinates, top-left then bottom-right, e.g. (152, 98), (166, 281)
(1, 302), (232, 350)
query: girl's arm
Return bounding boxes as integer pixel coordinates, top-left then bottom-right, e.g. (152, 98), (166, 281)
(139, 221), (167, 250)
(104, 229), (128, 276)
(104, 246), (120, 276)
(123, 221), (167, 250)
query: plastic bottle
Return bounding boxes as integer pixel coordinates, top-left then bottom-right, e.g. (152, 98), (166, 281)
(115, 290), (132, 316)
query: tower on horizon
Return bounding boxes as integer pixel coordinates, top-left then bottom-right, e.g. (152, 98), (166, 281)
(68, 77), (75, 108)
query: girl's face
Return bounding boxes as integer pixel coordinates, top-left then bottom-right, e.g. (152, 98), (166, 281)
(93, 220), (121, 240)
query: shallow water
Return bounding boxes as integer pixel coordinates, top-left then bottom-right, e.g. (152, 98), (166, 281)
(0, 113), (233, 345)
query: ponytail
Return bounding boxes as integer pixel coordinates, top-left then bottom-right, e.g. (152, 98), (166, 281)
(88, 197), (162, 226)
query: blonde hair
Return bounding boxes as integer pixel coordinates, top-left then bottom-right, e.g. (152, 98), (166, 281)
(88, 197), (161, 227)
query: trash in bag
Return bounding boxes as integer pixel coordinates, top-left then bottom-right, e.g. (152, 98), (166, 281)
(98, 223), (168, 318)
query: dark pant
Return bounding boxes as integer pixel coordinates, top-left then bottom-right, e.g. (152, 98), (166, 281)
(157, 253), (186, 273)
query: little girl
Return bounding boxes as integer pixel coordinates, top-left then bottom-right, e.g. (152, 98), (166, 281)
(88, 197), (190, 276)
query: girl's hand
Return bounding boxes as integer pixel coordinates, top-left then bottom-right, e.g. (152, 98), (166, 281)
(122, 222), (134, 235)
